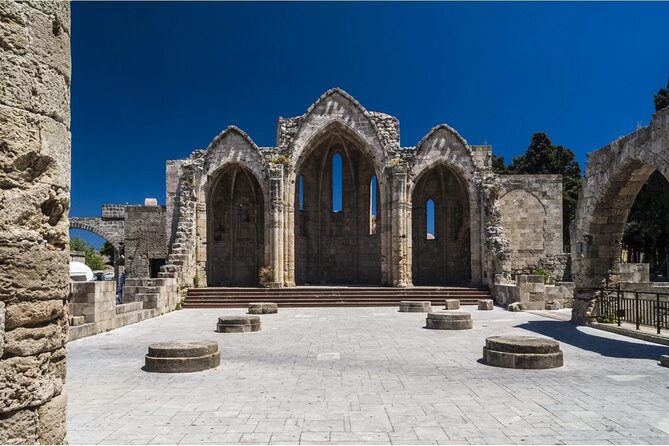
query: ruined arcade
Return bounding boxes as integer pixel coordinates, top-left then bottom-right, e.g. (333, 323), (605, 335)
(162, 89), (566, 291)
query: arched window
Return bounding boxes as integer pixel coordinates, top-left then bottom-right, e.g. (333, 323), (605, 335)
(426, 199), (435, 240)
(298, 175), (304, 211)
(332, 153), (343, 212)
(369, 176), (378, 235)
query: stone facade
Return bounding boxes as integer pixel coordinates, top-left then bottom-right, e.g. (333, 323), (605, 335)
(162, 89), (564, 289)
(571, 107), (669, 323)
(124, 204), (168, 278)
(499, 175), (567, 282)
(0, 0), (70, 442)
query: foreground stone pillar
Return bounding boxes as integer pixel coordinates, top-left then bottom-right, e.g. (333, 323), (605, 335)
(0, 1), (71, 443)
(390, 164), (411, 287)
(268, 166), (284, 286)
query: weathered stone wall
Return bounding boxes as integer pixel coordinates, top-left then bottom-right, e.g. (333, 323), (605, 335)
(124, 205), (168, 278)
(571, 107), (669, 323)
(69, 279), (178, 341)
(69, 216), (125, 251)
(493, 275), (574, 309)
(164, 88), (562, 291)
(0, 1), (70, 442)
(499, 175), (565, 281)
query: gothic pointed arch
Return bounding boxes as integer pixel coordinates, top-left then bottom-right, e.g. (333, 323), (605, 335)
(203, 125), (268, 194)
(288, 88), (390, 175)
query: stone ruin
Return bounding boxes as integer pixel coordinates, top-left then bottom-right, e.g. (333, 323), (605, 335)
(160, 88), (567, 291)
(571, 106), (669, 323)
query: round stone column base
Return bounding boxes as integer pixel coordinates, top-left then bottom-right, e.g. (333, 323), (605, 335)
(478, 299), (494, 310)
(399, 301), (432, 312)
(248, 302), (278, 314)
(217, 315), (262, 333)
(482, 336), (563, 369)
(426, 311), (473, 330)
(443, 299), (460, 310)
(144, 341), (220, 373)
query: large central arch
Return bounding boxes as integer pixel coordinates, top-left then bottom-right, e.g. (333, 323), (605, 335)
(294, 129), (382, 285)
(207, 164), (265, 286)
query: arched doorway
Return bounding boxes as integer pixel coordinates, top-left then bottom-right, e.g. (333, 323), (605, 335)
(207, 164), (265, 286)
(294, 134), (381, 285)
(412, 164), (470, 285)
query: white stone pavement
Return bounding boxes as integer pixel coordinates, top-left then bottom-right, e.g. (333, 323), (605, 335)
(67, 306), (669, 445)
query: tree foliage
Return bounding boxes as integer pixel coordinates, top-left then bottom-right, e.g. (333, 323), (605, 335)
(491, 154), (507, 174)
(654, 78), (669, 112)
(70, 236), (107, 271)
(506, 132), (582, 250)
(622, 172), (669, 276)
(100, 241), (115, 263)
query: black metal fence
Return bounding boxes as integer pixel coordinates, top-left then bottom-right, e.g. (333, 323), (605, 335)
(599, 289), (669, 334)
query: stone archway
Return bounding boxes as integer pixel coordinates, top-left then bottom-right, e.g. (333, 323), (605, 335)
(207, 164), (265, 287)
(572, 107), (669, 323)
(69, 218), (124, 253)
(294, 131), (382, 285)
(411, 164), (471, 285)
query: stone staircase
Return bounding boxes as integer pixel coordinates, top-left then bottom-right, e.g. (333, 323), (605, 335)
(122, 277), (179, 312)
(184, 286), (492, 308)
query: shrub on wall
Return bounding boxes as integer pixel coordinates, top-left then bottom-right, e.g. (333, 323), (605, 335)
(258, 266), (274, 288)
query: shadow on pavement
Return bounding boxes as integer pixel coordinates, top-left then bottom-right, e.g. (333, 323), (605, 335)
(515, 319), (669, 360)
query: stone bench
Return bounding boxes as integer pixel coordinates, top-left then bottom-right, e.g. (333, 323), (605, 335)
(216, 315), (261, 333)
(478, 299), (494, 310)
(443, 299), (460, 310)
(425, 311), (473, 330)
(248, 302), (278, 314)
(399, 301), (432, 312)
(483, 336), (563, 369)
(144, 340), (220, 373)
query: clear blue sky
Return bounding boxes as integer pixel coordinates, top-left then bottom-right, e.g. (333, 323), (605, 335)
(70, 1), (669, 247)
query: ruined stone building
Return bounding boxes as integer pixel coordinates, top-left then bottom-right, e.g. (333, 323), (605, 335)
(161, 89), (566, 289)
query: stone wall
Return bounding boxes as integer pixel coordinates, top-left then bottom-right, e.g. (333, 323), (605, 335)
(493, 275), (574, 310)
(69, 279), (178, 341)
(499, 175), (566, 281)
(0, 0), (70, 442)
(124, 204), (168, 278)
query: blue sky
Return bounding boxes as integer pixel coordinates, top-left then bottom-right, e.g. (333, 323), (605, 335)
(70, 1), (669, 247)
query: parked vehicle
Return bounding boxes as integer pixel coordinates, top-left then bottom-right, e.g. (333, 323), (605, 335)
(104, 272), (115, 281)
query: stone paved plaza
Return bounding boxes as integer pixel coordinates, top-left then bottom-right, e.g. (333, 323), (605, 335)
(67, 307), (669, 445)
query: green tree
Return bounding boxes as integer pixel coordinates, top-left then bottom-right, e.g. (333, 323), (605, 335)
(70, 236), (107, 271)
(70, 236), (89, 252)
(491, 154), (506, 174)
(654, 78), (669, 112)
(84, 251), (106, 271)
(507, 132), (582, 250)
(100, 241), (115, 264)
(622, 172), (669, 275)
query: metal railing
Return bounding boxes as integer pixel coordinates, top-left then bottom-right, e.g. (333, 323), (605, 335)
(599, 288), (669, 334)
